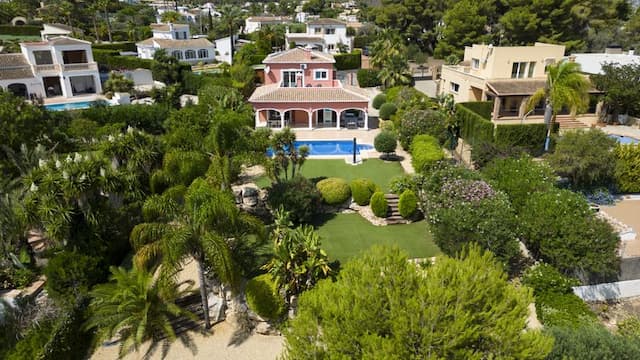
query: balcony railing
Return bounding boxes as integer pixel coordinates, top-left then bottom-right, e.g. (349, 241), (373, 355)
(62, 63), (98, 71)
(34, 64), (60, 73)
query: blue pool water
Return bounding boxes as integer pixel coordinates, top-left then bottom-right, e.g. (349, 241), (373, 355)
(268, 140), (374, 156)
(609, 134), (640, 145)
(44, 101), (98, 111)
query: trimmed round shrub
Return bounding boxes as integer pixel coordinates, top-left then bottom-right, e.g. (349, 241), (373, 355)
(316, 177), (351, 205)
(372, 93), (387, 109)
(374, 131), (397, 156)
(350, 178), (378, 206)
(370, 192), (388, 217)
(398, 189), (418, 218)
(411, 134), (444, 172)
(245, 274), (286, 320)
(379, 102), (398, 120)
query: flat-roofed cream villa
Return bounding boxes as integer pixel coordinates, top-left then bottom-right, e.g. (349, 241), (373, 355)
(249, 47), (370, 129)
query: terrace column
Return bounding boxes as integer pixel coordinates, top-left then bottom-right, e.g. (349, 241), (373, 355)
(518, 97), (528, 119)
(308, 110), (313, 129)
(280, 111), (285, 129)
(492, 97), (501, 121)
(336, 110), (341, 129)
(363, 110), (369, 129)
(255, 110), (260, 127)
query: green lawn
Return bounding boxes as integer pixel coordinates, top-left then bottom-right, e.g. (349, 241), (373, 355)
(0, 35), (41, 41)
(314, 213), (440, 263)
(256, 159), (405, 191)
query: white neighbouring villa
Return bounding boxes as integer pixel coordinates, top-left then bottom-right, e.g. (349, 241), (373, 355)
(0, 36), (101, 100)
(136, 23), (216, 64)
(245, 16), (292, 33)
(285, 18), (353, 54)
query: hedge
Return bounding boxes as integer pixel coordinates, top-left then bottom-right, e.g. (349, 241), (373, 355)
(316, 177), (351, 205)
(357, 69), (381, 87)
(456, 103), (495, 146)
(0, 25), (41, 36)
(461, 101), (493, 119)
(494, 123), (560, 156)
(398, 189), (418, 218)
(334, 51), (361, 70)
(350, 178), (378, 205)
(372, 93), (386, 109)
(370, 192), (388, 217)
(614, 144), (640, 193)
(92, 42), (136, 52)
(411, 134), (444, 172)
(245, 274), (286, 320)
(93, 49), (153, 70)
(379, 102), (397, 120)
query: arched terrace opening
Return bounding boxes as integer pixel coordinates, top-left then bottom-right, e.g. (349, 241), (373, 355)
(339, 108), (368, 129)
(7, 83), (28, 99)
(255, 109), (283, 128)
(313, 108), (338, 128)
(284, 109), (311, 128)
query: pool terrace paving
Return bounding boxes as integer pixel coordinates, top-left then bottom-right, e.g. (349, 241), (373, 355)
(601, 125), (640, 140)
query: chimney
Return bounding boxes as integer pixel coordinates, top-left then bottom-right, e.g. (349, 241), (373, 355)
(303, 46), (312, 60)
(629, 48), (635, 56)
(604, 44), (622, 54)
(169, 22), (174, 32)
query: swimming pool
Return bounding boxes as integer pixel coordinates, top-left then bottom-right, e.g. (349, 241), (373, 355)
(608, 134), (640, 145)
(268, 140), (374, 156)
(44, 100), (99, 111)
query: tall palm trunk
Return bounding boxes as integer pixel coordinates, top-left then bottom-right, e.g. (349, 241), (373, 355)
(93, 13), (100, 43)
(229, 26), (234, 63)
(104, 10), (112, 42)
(543, 99), (553, 152)
(197, 256), (211, 329)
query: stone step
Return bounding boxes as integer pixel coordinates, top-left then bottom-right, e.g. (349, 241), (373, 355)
(386, 219), (406, 225)
(387, 215), (404, 221)
(384, 194), (399, 199)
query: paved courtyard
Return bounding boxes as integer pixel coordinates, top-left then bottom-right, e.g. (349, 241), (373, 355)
(602, 198), (640, 258)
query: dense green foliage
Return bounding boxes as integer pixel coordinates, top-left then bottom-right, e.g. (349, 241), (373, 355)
(350, 178), (378, 206)
(316, 177), (351, 205)
(92, 42), (137, 52)
(373, 131), (397, 156)
(102, 72), (134, 94)
(81, 103), (170, 134)
(378, 102), (398, 120)
(398, 189), (418, 218)
(547, 130), (617, 189)
(245, 274), (286, 320)
(44, 252), (103, 307)
(356, 69), (382, 87)
(546, 325), (640, 359)
(372, 93), (386, 109)
(614, 144), (640, 193)
(268, 176), (321, 224)
(519, 189), (619, 281)
(283, 245), (553, 359)
(456, 103), (495, 146)
(333, 51), (362, 70)
(591, 63), (640, 117)
(0, 25), (41, 36)
(93, 49), (154, 70)
(494, 123), (559, 156)
(398, 108), (447, 149)
(370, 191), (388, 217)
(482, 156), (556, 210)
(410, 134), (444, 172)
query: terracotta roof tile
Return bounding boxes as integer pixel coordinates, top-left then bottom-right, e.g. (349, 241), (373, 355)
(150, 23), (189, 31)
(0, 54), (34, 80)
(249, 83), (369, 103)
(246, 16), (291, 22)
(263, 48), (334, 64)
(306, 18), (346, 26)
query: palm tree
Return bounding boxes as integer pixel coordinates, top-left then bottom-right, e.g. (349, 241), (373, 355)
(219, 5), (244, 62)
(377, 54), (412, 89)
(85, 266), (197, 359)
(96, 0), (112, 42)
(370, 29), (405, 69)
(130, 179), (263, 329)
(527, 60), (590, 152)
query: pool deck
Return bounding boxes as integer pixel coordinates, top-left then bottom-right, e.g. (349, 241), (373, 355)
(601, 125), (640, 140)
(42, 94), (104, 105)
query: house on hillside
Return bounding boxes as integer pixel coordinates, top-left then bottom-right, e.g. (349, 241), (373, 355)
(285, 18), (352, 54)
(40, 23), (84, 40)
(248, 47), (370, 129)
(571, 46), (640, 75)
(245, 16), (292, 34)
(440, 42), (602, 126)
(136, 23), (216, 64)
(0, 36), (101, 100)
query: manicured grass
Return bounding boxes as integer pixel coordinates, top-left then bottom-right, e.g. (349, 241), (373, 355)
(255, 159), (405, 191)
(314, 213), (440, 263)
(0, 35), (41, 41)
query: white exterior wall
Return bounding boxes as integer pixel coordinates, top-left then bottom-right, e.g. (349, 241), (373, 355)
(137, 45), (155, 60)
(137, 44), (216, 64)
(0, 77), (45, 98)
(215, 37), (233, 64)
(306, 25), (351, 53)
(245, 20), (261, 34)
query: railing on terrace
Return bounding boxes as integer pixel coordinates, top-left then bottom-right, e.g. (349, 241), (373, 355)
(62, 62), (98, 71)
(34, 64), (60, 72)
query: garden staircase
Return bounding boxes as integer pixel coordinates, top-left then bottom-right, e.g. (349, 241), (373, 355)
(384, 194), (407, 225)
(555, 116), (588, 129)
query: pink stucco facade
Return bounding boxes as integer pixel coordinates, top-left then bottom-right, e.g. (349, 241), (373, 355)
(264, 62), (337, 88)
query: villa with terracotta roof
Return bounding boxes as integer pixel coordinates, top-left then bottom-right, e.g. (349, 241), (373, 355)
(0, 36), (101, 100)
(249, 47), (370, 129)
(285, 18), (353, 54)
(136, 23), (216, 64)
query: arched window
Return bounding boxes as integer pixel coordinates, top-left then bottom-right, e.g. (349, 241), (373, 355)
(7, 83), (27, 98)
(171, 50), (183, 60)
(198, 49), (209, 58)
(185, 50), (196, 59)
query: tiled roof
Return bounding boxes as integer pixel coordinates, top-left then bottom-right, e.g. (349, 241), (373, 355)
(150, 23), (189, 31)
(0, 54), (34, 80)
(249, 84), (369, 103)
(44, 23), (83, 33)
(285, 34), (325, 43)
(22, 36), (89, 47)
(264, 47), (334, 64)
(246, 16), (291, 22)
(136, 38), (214, 49)
(306, 18), (346, 26)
